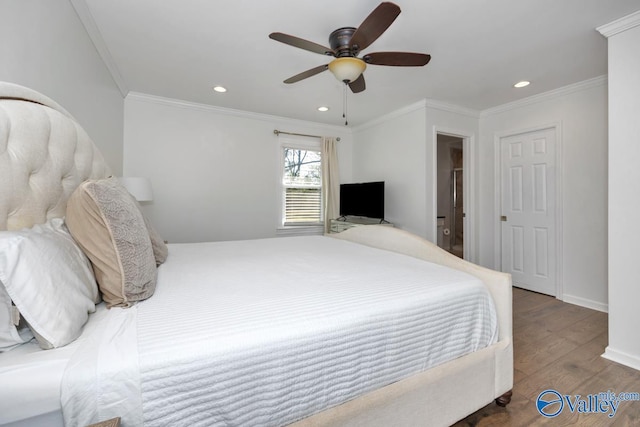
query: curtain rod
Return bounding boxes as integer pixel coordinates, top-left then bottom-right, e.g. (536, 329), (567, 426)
(273, 129), (340, 142)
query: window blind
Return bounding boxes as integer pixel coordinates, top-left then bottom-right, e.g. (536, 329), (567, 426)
(285, 187), (322, 224)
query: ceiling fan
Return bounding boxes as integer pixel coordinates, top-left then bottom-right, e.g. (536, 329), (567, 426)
(269, 2), (431, 94)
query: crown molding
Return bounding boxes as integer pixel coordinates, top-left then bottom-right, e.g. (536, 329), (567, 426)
(126, 92), (351, 135)
(424, 99), (481, 119)
(352, 99), (427, 132)
(353, 98), (480, 132)
(70, 0), (129, 97)
(597, 10), (640, 38)
(480, 75), (608, 118)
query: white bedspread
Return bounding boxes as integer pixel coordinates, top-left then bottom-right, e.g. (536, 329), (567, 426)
(62, 236), (497, 427)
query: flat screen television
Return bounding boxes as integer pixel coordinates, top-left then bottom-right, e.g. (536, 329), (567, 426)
(339, 181), (385, 220)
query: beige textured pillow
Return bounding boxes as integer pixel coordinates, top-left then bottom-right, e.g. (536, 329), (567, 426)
(135, 200), (168, 265)
(65, 178), (157, 308)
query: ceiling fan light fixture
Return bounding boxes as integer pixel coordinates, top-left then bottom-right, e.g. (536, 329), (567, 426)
(328, 57), (367, 83)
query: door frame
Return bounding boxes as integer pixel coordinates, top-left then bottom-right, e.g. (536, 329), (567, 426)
(432, 126), (476, 262)
(493, 122), (564, 299)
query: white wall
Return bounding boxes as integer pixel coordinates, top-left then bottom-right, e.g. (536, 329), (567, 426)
(123, 93), (353, 243)
(600, 13), (640, 370)
(479, 79), (609, 311)
(351, 101), (479, 243)
(351, 104), (428, 236)
(0, 0), (124, 173)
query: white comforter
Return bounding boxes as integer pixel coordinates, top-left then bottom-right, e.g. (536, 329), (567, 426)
(62, 236), (497, 426)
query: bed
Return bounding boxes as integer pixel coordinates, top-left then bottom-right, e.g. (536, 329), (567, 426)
(0, 81), (513, 427)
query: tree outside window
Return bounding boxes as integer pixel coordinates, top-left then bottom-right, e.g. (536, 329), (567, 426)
(283, 148), (322, 225)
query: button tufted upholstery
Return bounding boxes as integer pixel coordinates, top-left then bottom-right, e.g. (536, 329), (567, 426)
(0, 82), (111, 231)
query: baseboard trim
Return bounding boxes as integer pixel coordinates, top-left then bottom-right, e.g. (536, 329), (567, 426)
(562, 294), (608, 313)
(602, 347), (640, 371)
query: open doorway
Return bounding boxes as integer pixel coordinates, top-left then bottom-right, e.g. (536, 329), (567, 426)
(437, 134), (464, 258)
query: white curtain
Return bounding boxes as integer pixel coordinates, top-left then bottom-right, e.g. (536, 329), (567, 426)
(321, 137), (339, 234)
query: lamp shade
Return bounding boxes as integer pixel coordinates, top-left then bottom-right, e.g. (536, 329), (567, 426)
(119, 177), (153, 202)
(328, 57), (367, 83)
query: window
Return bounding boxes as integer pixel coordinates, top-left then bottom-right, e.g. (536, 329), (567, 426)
(281, 144), (322, 226)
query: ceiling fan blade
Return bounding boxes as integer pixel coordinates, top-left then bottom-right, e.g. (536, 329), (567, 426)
(269, 32), (335, 56)
(349, 74), (366, 93)
(283, 64), (329, 84)
(349, 2), (401, 52)
(363, 52), (431, 66)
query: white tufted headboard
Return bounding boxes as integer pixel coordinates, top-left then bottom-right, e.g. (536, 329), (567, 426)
(0, 82), (111, 231)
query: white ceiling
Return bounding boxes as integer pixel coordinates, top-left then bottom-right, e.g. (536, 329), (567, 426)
(78, 0), (640, 126)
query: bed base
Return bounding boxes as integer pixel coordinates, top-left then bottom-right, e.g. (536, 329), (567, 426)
(495, 390), (514, 407)
(298, 225), (514, 427)
(292, 340), (513, 426)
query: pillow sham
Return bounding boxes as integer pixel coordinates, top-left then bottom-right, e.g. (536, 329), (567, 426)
(0, 218), (99, 350)
(65, 177), (157, 308)
(137, 201), (168, 266)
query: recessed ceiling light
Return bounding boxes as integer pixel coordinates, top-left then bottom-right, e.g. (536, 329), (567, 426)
(213, 86), (227, 93)
(317, 106), (329, 112)
(514, 81), (530, 88)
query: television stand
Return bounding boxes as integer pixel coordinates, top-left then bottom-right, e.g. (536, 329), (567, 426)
(330, 218), (394, 233)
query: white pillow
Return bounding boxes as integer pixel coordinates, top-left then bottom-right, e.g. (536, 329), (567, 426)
(0, 218), (99, 349)
(0, 283), (33, 352)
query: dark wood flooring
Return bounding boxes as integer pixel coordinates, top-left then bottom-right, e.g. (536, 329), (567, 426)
(452, 287), (640, 426)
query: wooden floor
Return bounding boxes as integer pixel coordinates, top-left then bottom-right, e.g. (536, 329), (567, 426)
(453, 287), (640, 426)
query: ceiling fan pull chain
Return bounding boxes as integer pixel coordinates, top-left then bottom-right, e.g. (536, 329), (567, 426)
(343, 82), (348, 126)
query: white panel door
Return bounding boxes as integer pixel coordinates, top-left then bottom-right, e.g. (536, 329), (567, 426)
(501, 128), (556, 295)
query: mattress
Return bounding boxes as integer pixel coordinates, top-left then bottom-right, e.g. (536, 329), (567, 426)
(61, 235), (497, 427)
(0, 303), (109, 425)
